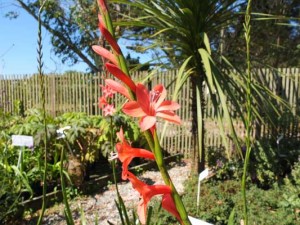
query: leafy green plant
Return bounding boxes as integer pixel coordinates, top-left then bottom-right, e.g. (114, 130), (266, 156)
(98, 113), (146, 158)
(279, 161), (300, 221)
(249, 139), (300, 188)
(177, 174), (298, 225)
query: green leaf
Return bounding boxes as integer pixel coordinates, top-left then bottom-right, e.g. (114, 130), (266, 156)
(200, 32), (211, 55)
(11, 165), (33, 197)
(199, 48), (215, 93)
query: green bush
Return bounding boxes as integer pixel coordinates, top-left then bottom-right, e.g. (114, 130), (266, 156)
(179, 174), (299, 225)
(0, 110), (145, 222)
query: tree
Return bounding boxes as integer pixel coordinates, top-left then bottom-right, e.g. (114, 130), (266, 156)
(11, 0), (138, 73)
(222, 0), (300, 68)
(113, 0), (287, 173)
(13, 0), (100, 72)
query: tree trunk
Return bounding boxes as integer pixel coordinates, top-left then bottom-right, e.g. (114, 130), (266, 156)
(190, 74), (206, 174)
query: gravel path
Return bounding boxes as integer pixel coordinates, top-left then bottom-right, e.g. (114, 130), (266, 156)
(24, 160), (191, 225)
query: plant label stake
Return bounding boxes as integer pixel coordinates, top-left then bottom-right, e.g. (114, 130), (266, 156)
(12, 135), (34, 172)
(188, 215), (214, 225)
(12, 135), (34, 147)
(196, 168), (209, 214)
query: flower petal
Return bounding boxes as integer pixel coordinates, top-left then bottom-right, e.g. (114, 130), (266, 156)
(127, 172), (172, 225)
(157, 100), (180, 111)
(121, 158), (132, 180)
(137, 199), (147, 225)
(98, 0), (108, 13)
(136, 83), (150, 114)
(156, 111), (181, 125)
(162, 194), (182, 224)
(153, 84), (166, 108)
(116, 127), (125, 142)
(105, 79), (132, 100)
(139, 116), (156, 131)
(98, 17), (121, 54)
(123, 101), (146, 117)
(98, 96), (107, 108)
(92, 45), (118, 65)
(106, 63), (136, 92)
(103, 104), (115, 116)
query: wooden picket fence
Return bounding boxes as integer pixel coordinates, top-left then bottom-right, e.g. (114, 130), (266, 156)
(0, 68), (299, 157)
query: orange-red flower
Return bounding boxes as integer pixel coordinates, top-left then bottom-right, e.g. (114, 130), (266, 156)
(127, 171), (171, 225)
(112, 128), (155, 180)
(98, 96), (108, 109)
(92, 45), (118, 65)
(122, 83), (181, 131)
(105, 63), (136, 93)
(162, 193), (183, 224)
(105, 79), (132, 100)
(98, 15), (121, 54)
(98, 0), (108, 13)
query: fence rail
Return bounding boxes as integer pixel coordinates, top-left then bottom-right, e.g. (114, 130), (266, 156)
(1, 68), (299, 157)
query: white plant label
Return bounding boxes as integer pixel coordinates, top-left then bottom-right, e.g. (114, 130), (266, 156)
(188, 216), (214, 225)
(12, 135), (34, 147)
(199, 168), (209, 181)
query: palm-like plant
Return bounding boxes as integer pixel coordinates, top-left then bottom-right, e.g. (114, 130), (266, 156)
(113, 0), (286, 173)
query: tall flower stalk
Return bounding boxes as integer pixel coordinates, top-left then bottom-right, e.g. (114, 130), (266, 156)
(94, 1), (191, 224)
(36, 1), (48, 224)
(241, 1), (253, 225)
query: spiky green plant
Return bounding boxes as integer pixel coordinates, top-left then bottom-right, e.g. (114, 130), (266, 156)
(113, 0), (287, 174)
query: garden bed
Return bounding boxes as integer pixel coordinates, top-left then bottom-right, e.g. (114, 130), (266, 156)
(21, 157), (192, 225)
(20, 154), (183, 211)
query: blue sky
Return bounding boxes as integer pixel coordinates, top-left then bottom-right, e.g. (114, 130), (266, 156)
(0, 1), (152, 76)
(0, 1), (90, 75)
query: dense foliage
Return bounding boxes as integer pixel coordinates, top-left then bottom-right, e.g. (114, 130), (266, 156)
(0, 108), (144, 223)
(149, 143), (300, 224)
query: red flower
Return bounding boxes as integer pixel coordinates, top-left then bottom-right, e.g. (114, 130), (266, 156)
(98, 15), (121, 54)
(92, 45), (118, 65)
(105, 63), (136, 93)
(98, 0), (108, 13)
(122, 83), (181, 131)
(112, 128), (155, 180)
(105, 79), (132, 100)
(162, 194), (183, 224)
(127, 171), (171, 225)
(98, 96), (108, 108)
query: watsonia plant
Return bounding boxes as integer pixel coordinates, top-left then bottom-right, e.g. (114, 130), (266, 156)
(35, 1), (74, 224)
(93, 0), (191, 224)
(241, 0), (253, 225)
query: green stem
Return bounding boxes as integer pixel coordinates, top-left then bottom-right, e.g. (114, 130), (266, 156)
(110, 117), (131, 224)
(110, 116), (119, 192)
(241, 1), (252, 225)
(60, 146), (75, 225)
(152, 129), (191, 225)
(36, 1), (48, 224)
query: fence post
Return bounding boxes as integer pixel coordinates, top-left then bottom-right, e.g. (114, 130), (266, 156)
(50, 75), (56, 116)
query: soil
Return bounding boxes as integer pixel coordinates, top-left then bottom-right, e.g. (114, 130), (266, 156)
(21, 159), (192, 225)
